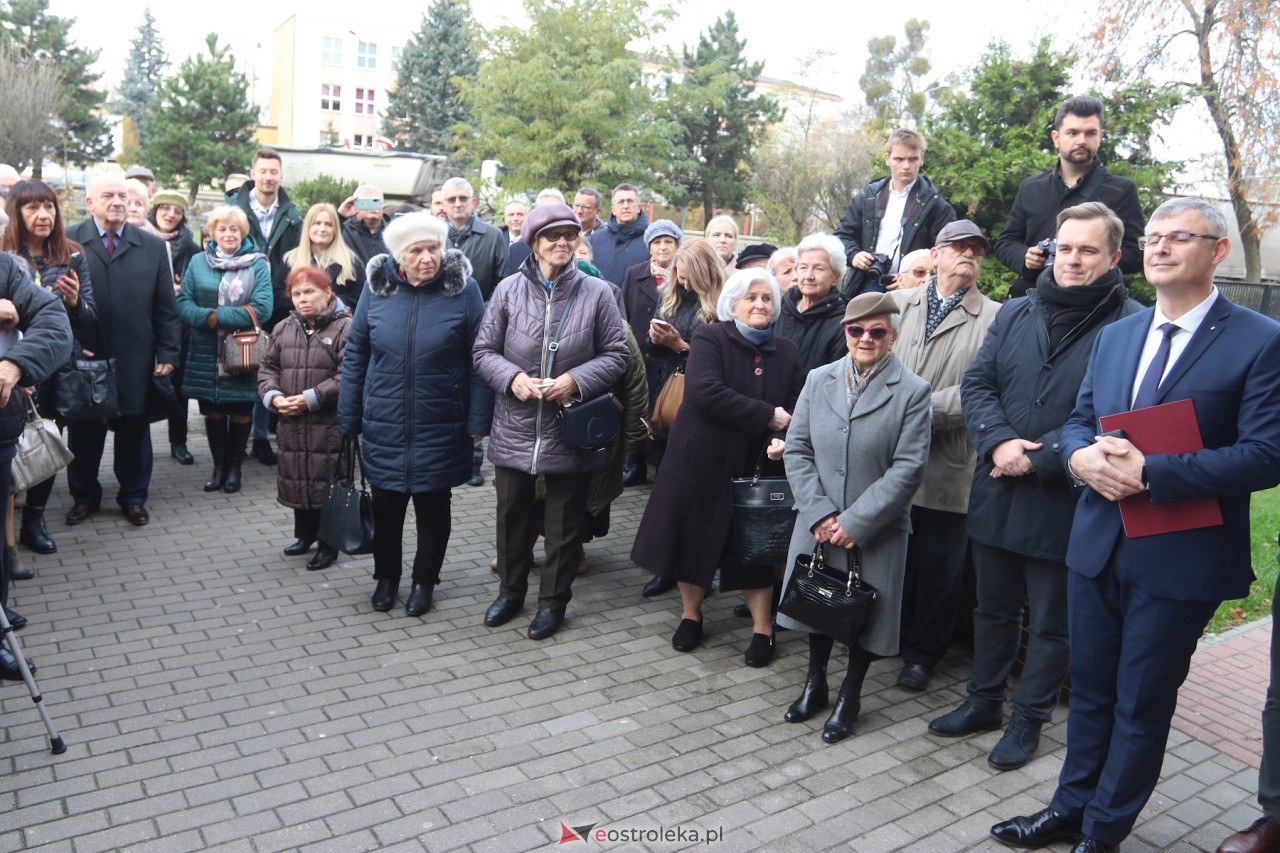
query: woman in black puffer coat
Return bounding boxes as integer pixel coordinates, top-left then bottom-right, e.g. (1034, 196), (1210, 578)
(338, 213), (493, 617)
(259, 267), (351, 571)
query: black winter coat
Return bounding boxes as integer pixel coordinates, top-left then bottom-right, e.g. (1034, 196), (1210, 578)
(0, 254), (72, 447)
(340, 215), (389, 274)
(66, 220), (181, 417)
(834, 174), (956, 297)
(259, 301), (351, 509)
(994, 159), (1145, 298)
(961, 270), (1142, 560)
(774, 286), (847, 375)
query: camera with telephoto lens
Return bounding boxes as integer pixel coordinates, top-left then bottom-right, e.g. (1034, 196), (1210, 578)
(1036, 238), (1057, 268)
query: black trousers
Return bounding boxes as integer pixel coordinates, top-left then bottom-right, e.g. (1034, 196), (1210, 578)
(370, 487), (451, 585)
(494, 466), (591, 610)
(967, 542), (1069, 722)
(899, 505), (969, 669)
(293, 507), (321, 542)
(1260, 588), (1280, 818)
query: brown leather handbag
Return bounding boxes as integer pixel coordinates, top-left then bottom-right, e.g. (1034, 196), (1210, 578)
(649, 364), (684, 431)
(222, 305), (265, 375)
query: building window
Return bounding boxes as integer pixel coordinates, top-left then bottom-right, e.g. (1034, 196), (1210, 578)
(322, 36), (343, 65)
(354, 134), (375, 150)
(358, 41), (377, 69)
(391, 46), (401, 71)
(355, 88), (375, 115)
(321, 84), (341, 111)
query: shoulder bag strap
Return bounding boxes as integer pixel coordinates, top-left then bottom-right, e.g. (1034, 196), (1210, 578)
(543, 276), (585, 378)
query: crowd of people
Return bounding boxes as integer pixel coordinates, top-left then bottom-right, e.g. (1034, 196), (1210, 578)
(0, 93), (1278, 853)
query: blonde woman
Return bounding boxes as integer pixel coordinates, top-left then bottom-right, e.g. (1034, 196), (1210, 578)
(640, 239), (726, 597)
(277, 204), (365, 319)
(704, 214), (740, 272)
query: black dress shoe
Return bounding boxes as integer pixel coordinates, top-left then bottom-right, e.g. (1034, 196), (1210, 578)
(991, 807), (1082, 848)
(20, 508), (56, 554)
(251, 438), (277, 465)
(989, 712), (1043, 771)
(1069, 838), (1117, 853)
(822, 684), (861, 743)
(170, 443), (195, 465)
(671, 618), (702, 652)
(528, 607), (564, 640)
(733, 602), (751, 618)
(0, 647), (32, 681)
(743, 632), (775, 667)
(785, 668), (829, 722)
(5, 607), (27, 631)
(405, 582), (434, 616)
(1218, 816), (1280, 853)
(306, 545), (338, 571)
(897, 662), (933, 691)
(371, 578), (397, 612)
(65, 502), (99, 525)
(484, 596), (523, 627)
(929, 701), (1003, 737)
(122, 505), (150, 526)
(642, 575), (676, 597)
(7, 546), (33, 580)
(283, 539), (315, 556)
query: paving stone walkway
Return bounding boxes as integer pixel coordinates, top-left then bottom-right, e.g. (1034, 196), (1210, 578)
(0, 422), (1269, 851)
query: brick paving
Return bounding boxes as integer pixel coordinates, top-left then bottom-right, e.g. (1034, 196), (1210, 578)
(0, 420), (1270, 851)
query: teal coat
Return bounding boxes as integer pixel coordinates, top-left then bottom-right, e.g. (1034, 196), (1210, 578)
(177, 239), (273, 404)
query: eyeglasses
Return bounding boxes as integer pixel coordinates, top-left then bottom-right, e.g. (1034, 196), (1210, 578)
(1138, 231), (1220, 250)
(942, 240), (986, 256)
(612, 198), (638, 206)
(443, 195), (471, 204)
(843, 324), (891, 340)
(541, 230), (579, 244)
(572, 203), (598, 211)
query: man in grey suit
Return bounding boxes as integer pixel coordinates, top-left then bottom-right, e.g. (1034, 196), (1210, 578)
(65, 175), (181, 527)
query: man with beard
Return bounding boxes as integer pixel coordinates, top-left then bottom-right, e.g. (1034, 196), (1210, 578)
(891, 220), (1000, 693)
(995, 96), (1145, 299)
(928, 203), (1143, 771)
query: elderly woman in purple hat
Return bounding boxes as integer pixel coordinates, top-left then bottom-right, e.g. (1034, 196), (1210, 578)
(473, 202), (629, 641)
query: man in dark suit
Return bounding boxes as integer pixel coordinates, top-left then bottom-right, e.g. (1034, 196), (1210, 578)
(991, 197), (1280, 852)
(65, 175), (181, 527)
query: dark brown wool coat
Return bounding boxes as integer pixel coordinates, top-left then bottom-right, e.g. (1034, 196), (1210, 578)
(258, 300), (351, 508)
(630, 321), (804, 591)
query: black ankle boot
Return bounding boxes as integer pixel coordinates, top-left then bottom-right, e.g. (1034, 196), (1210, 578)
(468, 443), (485, 486)
(785, 668), (829, 722)
(306, 544), (338, 571)
(821, 682), (862, 743)
(371, 578), (397, 611)
(203, 419), (227, 492)
(19, 507), (56, 554)
(223, 421), (251, 493)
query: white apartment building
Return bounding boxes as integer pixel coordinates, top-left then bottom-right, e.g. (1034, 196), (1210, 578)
(270, 14), (409, 150)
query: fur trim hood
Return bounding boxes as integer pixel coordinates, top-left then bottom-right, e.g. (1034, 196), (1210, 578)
(365, 248), (473, 298)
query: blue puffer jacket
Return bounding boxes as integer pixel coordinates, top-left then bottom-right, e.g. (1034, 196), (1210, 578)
(337, 249), (494, 493)
(176, 238), (273, 405)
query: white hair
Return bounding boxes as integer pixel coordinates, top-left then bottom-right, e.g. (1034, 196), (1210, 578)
(535, 188), (565, 205)
(796, 233), (848, 280)
(716, 268), (783, 322)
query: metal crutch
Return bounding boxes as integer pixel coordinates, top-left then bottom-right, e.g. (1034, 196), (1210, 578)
(0, 606), (66, 754)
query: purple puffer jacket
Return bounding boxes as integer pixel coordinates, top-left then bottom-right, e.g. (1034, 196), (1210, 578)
(473, 256), (629, 475)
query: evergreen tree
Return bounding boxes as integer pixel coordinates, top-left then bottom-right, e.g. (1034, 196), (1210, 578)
(663, 11), (779, 222)
(116, 8), (168, 147)
(0, 0), (111, 174)
(456, 0), (673, 193)
(141, 34), (258, 202)
(382, 0), (479, 154)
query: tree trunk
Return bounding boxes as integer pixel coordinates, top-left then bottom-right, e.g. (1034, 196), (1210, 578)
(30, 160), (42, 181)
(1195, 3), (1262, 281)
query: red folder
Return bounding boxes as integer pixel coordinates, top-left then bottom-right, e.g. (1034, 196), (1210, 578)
(1097, 398), (1224, 538)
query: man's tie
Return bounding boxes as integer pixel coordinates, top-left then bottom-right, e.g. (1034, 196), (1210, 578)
(104, 230), (117, 258)
(1132, 322), (1178, 410)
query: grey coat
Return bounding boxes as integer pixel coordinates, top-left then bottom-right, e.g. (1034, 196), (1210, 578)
(777, 354), (932, 656)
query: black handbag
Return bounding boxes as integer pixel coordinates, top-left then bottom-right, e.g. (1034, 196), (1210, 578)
(730, 448), (795, 564)
(318, 436), (374, 555)
(54, 358), (119, 420)
(546, 275), (619, 451)
(778, 544), (877, 645)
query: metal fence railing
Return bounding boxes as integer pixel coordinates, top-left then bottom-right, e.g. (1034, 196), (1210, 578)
(1217, 281), (1280, 322)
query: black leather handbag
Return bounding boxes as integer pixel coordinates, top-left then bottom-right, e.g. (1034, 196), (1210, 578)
(546, 275), (619, 451)
(54, 358), (118, 421)
(778, 544), (877, 645)
(730, 448), (795, 564)
(318, 436), (374, 555)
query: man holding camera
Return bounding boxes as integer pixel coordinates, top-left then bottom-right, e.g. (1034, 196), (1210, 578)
(835, 128), (956, 298)
(995, 96), (1145, 299)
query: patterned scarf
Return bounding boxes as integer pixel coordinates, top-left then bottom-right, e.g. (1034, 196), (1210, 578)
(845, 353), (892, 415)
(205, 243), (266, 376)
(925, 280), (968, 339)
